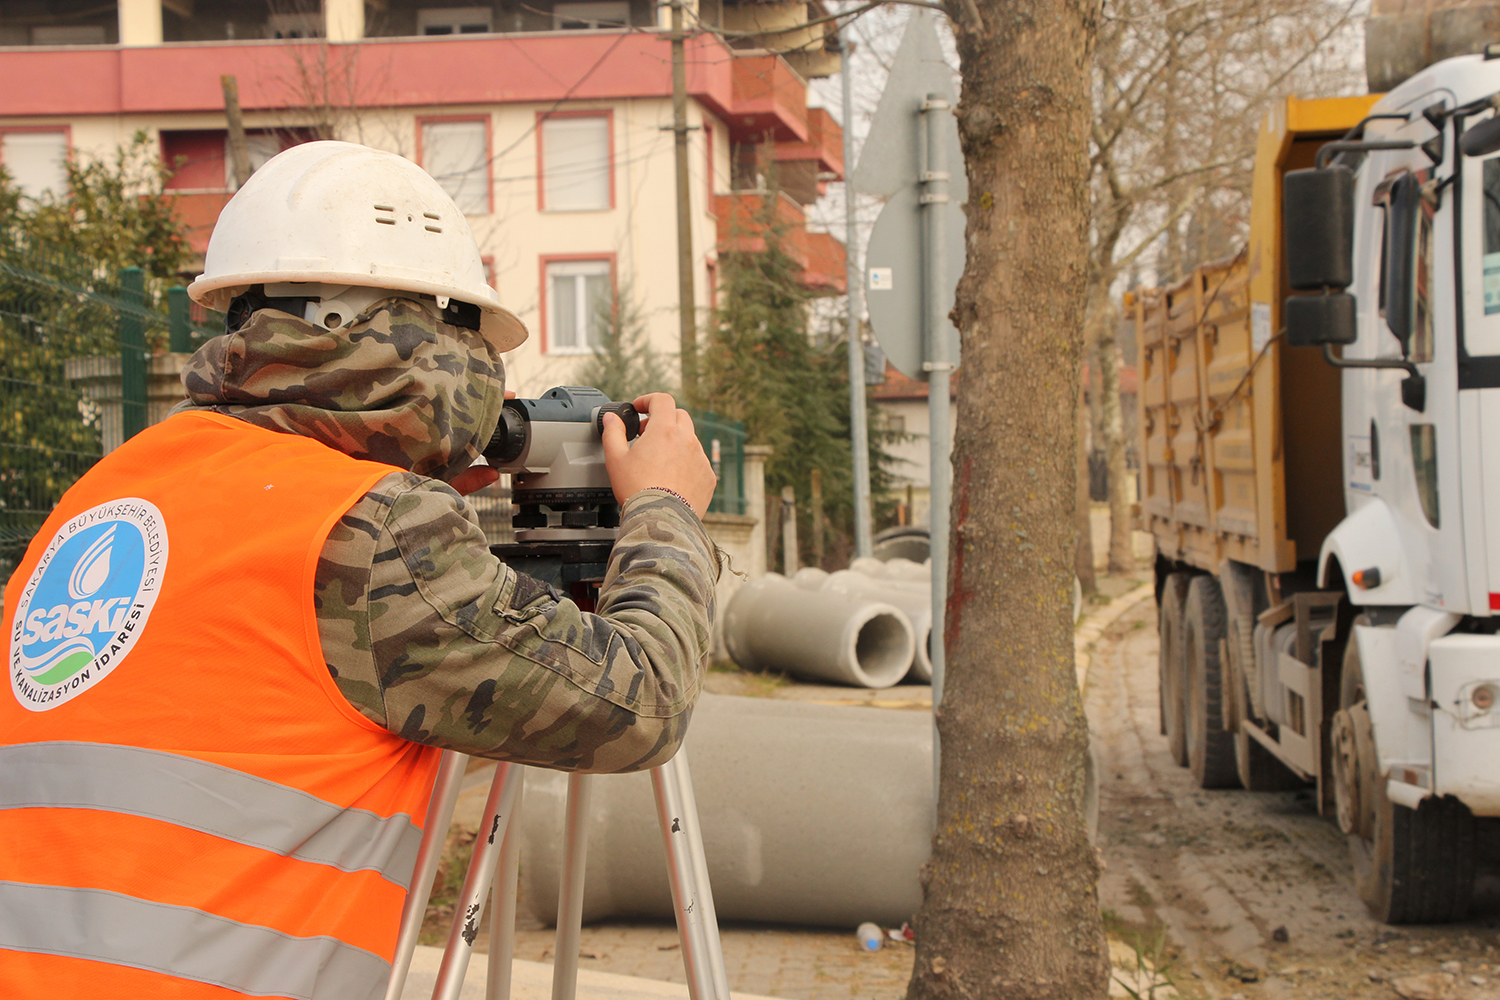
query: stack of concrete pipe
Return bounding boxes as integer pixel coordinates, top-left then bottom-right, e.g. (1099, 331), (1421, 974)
(520, 694), (934, 928)
(722, 559), (934, 688)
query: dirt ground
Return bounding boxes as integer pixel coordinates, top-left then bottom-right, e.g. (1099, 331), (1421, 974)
(1091, 600), (1500, 1000)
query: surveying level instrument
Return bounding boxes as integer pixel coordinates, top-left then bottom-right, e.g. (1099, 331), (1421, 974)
(387, 387), (729, 1000)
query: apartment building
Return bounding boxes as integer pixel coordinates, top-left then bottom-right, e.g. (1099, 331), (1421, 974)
(0, 0), (846, 395)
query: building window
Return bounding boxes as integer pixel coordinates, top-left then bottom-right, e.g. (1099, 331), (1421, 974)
(0, 130), (69, 200)
(161, 130), (312, 192)
(704, 120), (716, 210)
(539, 113), (611, 211)
(32, 25), (106, 44)
(552, 2), (629, 29)
(266, 12), (322, 38)
(418, 7), (494, 34)
(544, 258), (613, 354)
(421, 118), (490, 216)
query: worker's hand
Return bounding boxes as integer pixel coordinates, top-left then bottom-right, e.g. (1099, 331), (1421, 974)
(450, 389), (515, 496)
(451, 464), (498, 496)
(601, 393), (717, 517)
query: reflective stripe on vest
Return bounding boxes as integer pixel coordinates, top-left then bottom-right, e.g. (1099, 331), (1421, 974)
(0, 881), (388, 1000)
(0, 742), (423, 887)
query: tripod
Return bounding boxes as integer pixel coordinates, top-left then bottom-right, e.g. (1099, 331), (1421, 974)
(383, 749), (730, 1000)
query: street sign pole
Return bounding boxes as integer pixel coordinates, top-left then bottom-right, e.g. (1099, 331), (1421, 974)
(854, 11), (964, 808)
(841, 28), (874, 560)
(921, 94), (953, 719)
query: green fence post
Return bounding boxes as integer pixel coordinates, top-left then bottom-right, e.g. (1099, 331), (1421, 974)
(119, 266), (147, 443)
(168, 286), (192, 353)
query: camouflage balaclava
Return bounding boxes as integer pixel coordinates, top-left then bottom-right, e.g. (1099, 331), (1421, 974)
(177, 298), (505, 482)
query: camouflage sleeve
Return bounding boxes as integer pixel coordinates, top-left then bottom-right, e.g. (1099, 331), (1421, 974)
(314, 472), (717, 773)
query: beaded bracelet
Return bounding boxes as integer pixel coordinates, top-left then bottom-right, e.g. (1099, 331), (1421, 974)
(647, 486), (697, 514)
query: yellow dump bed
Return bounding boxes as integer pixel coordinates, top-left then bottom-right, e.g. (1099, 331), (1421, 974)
(1134, 94), (1378, 575)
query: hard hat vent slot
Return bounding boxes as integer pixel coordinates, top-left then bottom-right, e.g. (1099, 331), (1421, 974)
(373, 203), (397, 225)
(425, 225), (443, 233)
(375, 218), (396, 226)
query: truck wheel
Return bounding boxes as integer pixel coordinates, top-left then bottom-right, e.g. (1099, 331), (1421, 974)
(1340, 630), (1475, 923)
(1184, 575), (1240, 789)
(1158, 572), (1191, 767)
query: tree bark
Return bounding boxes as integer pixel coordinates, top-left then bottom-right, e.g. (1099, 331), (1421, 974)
(908, 0), (1107, 993)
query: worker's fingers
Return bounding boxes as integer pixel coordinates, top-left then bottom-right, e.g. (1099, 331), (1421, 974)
(450, 464), (499, 497)
(601, 409), (630, 465)
(633, 392), (678, 430)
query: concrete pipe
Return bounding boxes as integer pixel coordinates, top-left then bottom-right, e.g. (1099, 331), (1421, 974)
(723, 573), (914, 689)
(520, 694), (934, 929)
(822, 571), (933, 683)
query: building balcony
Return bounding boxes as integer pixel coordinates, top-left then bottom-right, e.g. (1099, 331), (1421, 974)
(773, 106), (842, 205)
(726, 53), (808, 144)
(0, 30), (740, 118)
(714, 190), (845, 295)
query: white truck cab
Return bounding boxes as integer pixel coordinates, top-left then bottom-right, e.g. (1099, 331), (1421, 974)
(1141, 51), (1500, 924)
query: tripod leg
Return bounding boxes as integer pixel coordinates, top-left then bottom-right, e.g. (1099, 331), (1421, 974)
(549, 772), (594, 1000)
(651, 758), (718, 1000)
(669, 750), (730, 999)
(386, 750), (469, 1000)
(432, 761), (524, 1000)
(486, 773), (525, 1000)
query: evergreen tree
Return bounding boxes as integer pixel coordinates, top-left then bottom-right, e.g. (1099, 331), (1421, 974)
(0, 133), (191, 571)
(703, 193), (891, 566)
(573, 282), (673, 403)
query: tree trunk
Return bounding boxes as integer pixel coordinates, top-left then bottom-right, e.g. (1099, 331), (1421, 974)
(908, 0), (1107, 993)
(1095, 296), (1134, 574)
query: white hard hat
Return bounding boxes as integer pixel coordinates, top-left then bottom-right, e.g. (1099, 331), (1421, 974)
(188, 140), (528, 351)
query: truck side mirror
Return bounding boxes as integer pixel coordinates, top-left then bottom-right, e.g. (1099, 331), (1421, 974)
(1284, 166), (1355, 290)
(1284, 166), (1357, 348)
(1384, 172), (1419, 352)
(1286, 292), (1357, 347)
(1461, 116), (1500, 158)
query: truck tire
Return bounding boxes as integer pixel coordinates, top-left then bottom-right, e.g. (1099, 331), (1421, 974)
(1158, 572), (1191, 767)
(1184, 575), (1240, 789)
(1341, 633), (1475, 923)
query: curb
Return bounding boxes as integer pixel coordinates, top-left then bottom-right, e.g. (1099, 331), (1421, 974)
(1074, 582), (1154, 691)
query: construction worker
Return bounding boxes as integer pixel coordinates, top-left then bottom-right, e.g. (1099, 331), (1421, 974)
(0, 141), (718, 998)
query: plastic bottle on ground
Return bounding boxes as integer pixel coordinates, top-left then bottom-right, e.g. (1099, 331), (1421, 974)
(856, 922), (883, 951)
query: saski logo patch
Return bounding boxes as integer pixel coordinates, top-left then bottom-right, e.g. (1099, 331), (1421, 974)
(10, 499), (168, 710)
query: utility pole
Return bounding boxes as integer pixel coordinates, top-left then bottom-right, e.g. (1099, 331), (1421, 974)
(840, 27), (874, 559)
(670, 0), (699, 405)
(221, 74), (252, 190)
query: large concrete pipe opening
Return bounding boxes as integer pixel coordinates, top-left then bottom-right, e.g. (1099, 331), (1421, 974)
(848, 608), (912, 687)
(723, 575), (914, 689)
(821, 569), (933, 683)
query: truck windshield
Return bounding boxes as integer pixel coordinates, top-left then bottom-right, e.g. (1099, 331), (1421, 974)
(1486, 159), (1500, 316)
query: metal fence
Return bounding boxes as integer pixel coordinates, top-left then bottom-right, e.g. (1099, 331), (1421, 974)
(0, 239), (216, 575)
(692, 411), (746, 516)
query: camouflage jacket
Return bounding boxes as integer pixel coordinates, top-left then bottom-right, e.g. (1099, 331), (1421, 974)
(175, 300), (716, 772)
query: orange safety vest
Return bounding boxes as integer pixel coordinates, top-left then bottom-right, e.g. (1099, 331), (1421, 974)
(1, 411), (442, 1000)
